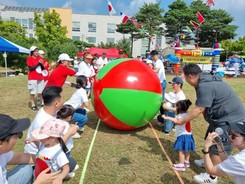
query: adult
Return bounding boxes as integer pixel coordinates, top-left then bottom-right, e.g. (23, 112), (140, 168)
(24, 86), (78, 154)
(203, 121), (245, 184)
(0, 114), (60, 184)
(174, 63), (245, 184)
(150, 50), (166, 101)
(38, 50), (50, 87)
(97, 52), (108, 69)
(78, 52), (94, 95)
(45, 53), (76, 87)
(26, 46), (45, 111)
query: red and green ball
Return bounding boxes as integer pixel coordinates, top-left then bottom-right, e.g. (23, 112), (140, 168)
(91, 58), (162, 130)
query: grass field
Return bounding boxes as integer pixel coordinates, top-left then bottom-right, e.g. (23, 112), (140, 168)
(0, 74), (244, 184)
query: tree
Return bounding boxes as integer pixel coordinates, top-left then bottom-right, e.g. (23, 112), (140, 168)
(34, 10), (68, 57)
(163, 0), (192, 44)
(135, 2), (165, 50)
(50, 42), (79, 61)
(189, 0), (237, 47)
(73, 40), (94, 52)
(97, 42), (117, 49)
(116, 37), (131, 57)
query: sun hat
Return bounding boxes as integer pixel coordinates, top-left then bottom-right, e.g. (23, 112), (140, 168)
(57, 53), (73, 62)
(228, 121), (245, 135)
(168, 77), (183, 84)
(30, 46), (38, 52)
(38, 50), (45, 55)
(84, 53), (93, 59)
(0, 114), (30, 139)
(164, 92), (176, 104)
(31, 118), (66, 140)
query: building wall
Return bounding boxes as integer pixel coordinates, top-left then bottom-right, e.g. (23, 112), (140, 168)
(0, 4), (168, 57)
(50, 8), (72, 38)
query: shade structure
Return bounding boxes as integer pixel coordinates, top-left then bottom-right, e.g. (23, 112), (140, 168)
(165, 54), (179, 64)
(0, 36), (29, 77)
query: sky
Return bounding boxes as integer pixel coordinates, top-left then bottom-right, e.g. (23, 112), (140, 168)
(0, 0), (244, 39)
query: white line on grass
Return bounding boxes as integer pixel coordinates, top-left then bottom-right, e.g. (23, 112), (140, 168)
(79, 119), (101, 184)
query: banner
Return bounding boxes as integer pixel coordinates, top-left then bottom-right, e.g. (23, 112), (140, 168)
(182, 56), (211, 64)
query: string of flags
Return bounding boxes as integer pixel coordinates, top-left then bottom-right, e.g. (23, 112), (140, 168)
(190, 11), (205, 29)
(107, 0), (143, 29)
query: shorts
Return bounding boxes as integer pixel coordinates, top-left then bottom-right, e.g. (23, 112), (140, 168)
(28, 80), (45, 95)
(205, 123), (233, 156)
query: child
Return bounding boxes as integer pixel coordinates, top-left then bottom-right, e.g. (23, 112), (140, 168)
(162, 99), (195, 171)
(56, 104), (76, 157)
(64, 75), (89, 138)
(30, 118), (70, 182)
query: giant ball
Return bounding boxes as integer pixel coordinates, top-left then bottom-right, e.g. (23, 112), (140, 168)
(91, 58), (162, 130)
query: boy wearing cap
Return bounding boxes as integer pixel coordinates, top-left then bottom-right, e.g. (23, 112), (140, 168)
(46, 53), (77, 87)
(203, 121), (245, 184)
(26, 46), (45, 111)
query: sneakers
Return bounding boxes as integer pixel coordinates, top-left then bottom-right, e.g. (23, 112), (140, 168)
(72, 132), (81, 139)
(173, 163), (185, 171)
(66, 172), (75, 179)
(78, 127), (85, 132)
(194, 173), (217, 184)
(163, 131), (169, 135)
(31, 106), (38, 111)
(194, 159), (205, 168)
(184, 160), (190, 168)
(74, 164), (79, 171)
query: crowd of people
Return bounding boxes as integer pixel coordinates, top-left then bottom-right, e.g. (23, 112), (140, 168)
(1, 46), (245, 184)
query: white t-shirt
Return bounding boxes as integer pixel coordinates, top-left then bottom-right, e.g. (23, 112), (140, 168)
(97, 57), (108, 69)
(154, 59), (166, 83)
(37, 143), (69, 172)
(62, 120), (74, 152)
(65, 88), (88, 110)
(74, 59), (79, 68)
(175, 113), (192, 137)
(24, 108), (53, 154)
(77, 61), (94, 88)
(175, 90), (186, 102)
(218, 149), (245, 184)
(0, 151), (13, 184)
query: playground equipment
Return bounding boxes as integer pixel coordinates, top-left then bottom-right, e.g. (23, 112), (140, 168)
(91, 58), (162, 130)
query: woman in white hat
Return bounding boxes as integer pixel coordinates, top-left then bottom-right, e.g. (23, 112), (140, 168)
(46, 53), (77, 87)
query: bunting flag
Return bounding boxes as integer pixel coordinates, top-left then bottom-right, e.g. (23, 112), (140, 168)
(130, 18), (143, 28)
(190, 20), (200, 29)
(205, 0), (215, 6)
(120, 12), (129, 24)
(108, 0), (116, 16)
(196, 12), (205, 24)
(186, 26), (192, 33)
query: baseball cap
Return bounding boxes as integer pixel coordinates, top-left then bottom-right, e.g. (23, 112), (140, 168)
(58, 53), (73, 62)
(0, 114), (30, 140)
(164, 92), (176, 103)
(146, 59), (153, 64)
(168, 77), (183, 84)
(31, 118), (66, 140)
(30, 46), (38, 52)
(228, 121), (245, 135)
(38, 50), (45, 55)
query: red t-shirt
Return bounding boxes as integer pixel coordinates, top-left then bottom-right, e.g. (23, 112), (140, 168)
(26, 56), (44, 80)
(46, 65), (76, 87)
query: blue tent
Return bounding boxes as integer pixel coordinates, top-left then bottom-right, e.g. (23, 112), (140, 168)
(0, 36), (29, 76)
(165, 54), (179, 64)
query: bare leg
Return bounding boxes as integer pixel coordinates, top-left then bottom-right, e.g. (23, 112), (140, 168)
(178, 151), (185, 164)
(184, 151), (190, 162)
(30, 94), (35, 107)
(37, 93), (43, 105)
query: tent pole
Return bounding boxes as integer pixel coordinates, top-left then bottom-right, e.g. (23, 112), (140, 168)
(3, 51), (7, 78)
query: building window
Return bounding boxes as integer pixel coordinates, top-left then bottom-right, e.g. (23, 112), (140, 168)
(28, 18), (33, 29)
(29, 34), (33, 38)
(72, 36), (80, 41)
(107, 38), (115, 43)
(87, 37), (96, 44)
(22, 19), (28, 28)
(72, 21), (80, 32)
(88, 22), (96, 32)
(107, 23), (116, 33)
